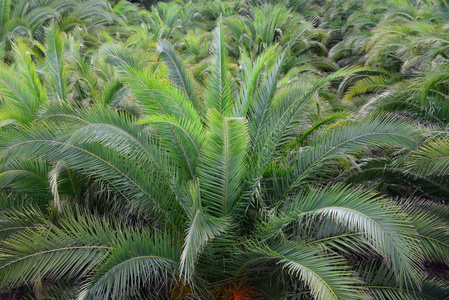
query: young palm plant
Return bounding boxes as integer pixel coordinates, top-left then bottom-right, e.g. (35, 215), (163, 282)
(0, 19), (448, 300)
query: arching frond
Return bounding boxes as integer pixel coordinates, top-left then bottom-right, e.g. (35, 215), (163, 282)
(273, 185), (422, 287)
(241, 242), (363, 300)
(405, 138), (449, 176)
(0, 205), (47, 240)
(97, 78), (125, 106)
(0, 121), (181, 226)
(282, 115), (423, 196)
(103, 45), (201, 122)
(80, 230), (181, 300)
(361, 264), (448, 300)
(138, 114), (205, 178)
(0, 159), (51, 201)
(233, 44), (278, 117)
(401, 199), (449, 264)
(158, 40), (200, 113)
(0, 67), (40, 125)
(0, 214), (114, 290)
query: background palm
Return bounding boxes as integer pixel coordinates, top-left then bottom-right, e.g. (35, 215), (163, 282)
(0, 0), (448, 299)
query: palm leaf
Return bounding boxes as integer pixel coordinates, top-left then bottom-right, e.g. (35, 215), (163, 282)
(343, 75), (393, 102)
(233, 44), (278, 117)
(45, 22), (67, 101)
(103, 45), (201, 122)
(282, 114), (424, 196)
(0, 214), (113, 290)
(274, 185), (422, 287)
(360, 264), (448, 300)
(0, 64), (42, 125)
(0, 159), (51, 201)
(405, 138), (449, 176)
(179, 180), (229, 283)
(97, 78), (125, 106)
(138, 114), (205, 178)
(204, 22), (234, 116)
(13, 41), (47, 104)
(241, 242), (363, 300)
(80, 230), (180, 299)
(158, 40), (200, 112)
(0, 205), (47, 240)
(0, 0), (11, 39)
(0, 121), (181, 226)
(198, 110), (249, 218)
(26, 7), (59, 36)
(401, 200), (449, 264)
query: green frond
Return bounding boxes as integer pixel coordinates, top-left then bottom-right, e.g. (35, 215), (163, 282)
(257, 68), (350, 157)
(360, 264), (449, 300)
(400, 200), (449, 263)
(58, 15), (86, 32)
(49, 0), (78, 12)
(198, 110), (249, 217)
(292, 112), (349, 146)
(233, 44), (279, 117)
(180, 181), (229, 282)
(3, 18), (31, 39)
(275, 185), (422, 287)
(368, 79), (449, 124)
(101, 44), (141, 71)
(138, 114), (205, 178)
(405, 138), (449, 176)
(245, 67), (359, 202)
(0, 205), (47, 240)
(0, 67), (40, 125)
(38, 101), (89, 124)
(0, 0), (11, 38)
(283, 114), (424, 194)
(64, 107), (180, 189)
(367, 282), (449, 300)
(80, 230), (180, 300)
(158, 40), (200, 113)
(0, 214), (114, 290)
(204, 23), (234, 116)
(245, 242), (363, 300)
(420, 64), (449, 103)
(0, 159), (51, 201)
(97, 78), (125, 106)
(45, 22), (67, 101)
(246, 53), (285, 142)
(0, 121), (180, 225)
(105, 45), (201, 123)
(13, 41), (47, 104)
(343, 75), (393, 101)
(26, 6), (59, 36)
(341, 156), (449, 201)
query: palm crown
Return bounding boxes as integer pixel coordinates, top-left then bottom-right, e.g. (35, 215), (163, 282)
(0, 0), (448, 299)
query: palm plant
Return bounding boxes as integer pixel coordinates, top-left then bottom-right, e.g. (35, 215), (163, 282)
(0, 0), (116, 48)
(0, 0), (447, 298)
(0, 18), (448, 299)
(224, 4), (303, 55)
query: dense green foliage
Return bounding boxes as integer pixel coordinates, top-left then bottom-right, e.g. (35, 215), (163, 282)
(0, 0), (448, 299)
